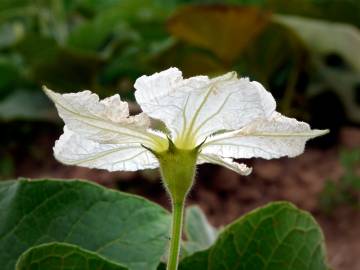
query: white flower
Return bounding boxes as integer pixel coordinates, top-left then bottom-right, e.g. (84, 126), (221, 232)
(44, 67), (328, 175)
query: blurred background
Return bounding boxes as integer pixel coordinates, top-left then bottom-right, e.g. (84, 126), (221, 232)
(0, 0), (359, 269)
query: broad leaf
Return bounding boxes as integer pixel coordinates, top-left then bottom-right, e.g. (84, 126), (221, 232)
(167, 5), (271, 63)
(179, 249), (210, 270)
(183, 205), (218, 256)
(180, 202), (328, 270)
(68, 0), (176, 52)
(16, 242), (128, 270)
(276, 15), (360, 72)
(0, 179), (171, 270)
(156, 262), (166, 270)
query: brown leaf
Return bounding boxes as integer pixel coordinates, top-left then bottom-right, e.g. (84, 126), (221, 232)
(167, 5), (271, 63)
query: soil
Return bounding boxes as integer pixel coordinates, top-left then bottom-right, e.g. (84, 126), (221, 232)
(6, 125), (360, 270)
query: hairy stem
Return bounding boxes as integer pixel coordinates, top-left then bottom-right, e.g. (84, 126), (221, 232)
(166, 200), (185, 270)
(153, 138), (199, 270)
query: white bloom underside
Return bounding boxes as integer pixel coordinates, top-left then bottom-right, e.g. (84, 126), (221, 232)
(45, 67), (328, 174)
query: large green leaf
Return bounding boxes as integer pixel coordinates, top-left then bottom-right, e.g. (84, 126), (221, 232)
(183, 205), (218, 256)
(0, 179), (171, 270)
(180, 202), (328, 270)
(16, 242), (128, 270)
(179, 249), (210, 270)
(276, 15), (360, 72)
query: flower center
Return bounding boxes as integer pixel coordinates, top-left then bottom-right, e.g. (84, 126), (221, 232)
(174, 133), (198, 150)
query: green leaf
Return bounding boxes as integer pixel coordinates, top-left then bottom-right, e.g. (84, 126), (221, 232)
(0, 179), (171, 270)
(0, 89), (55, 121)
(0, 154), (14, 179)
(68, 0), (176, 52)
(180, 202), (328, 270)
(156, 262), (166, 270)
(307, 58), (360, 124)
(0, 22), (24, 49)
(0, 57), (22, 99)
(16, 242), (128, 270)
(183, 205), (218, 256)
(167, 5), (271, 63)
(276, 15), (360, 72)
(179, 249), (209, 270)
(15, 34), (104, 90)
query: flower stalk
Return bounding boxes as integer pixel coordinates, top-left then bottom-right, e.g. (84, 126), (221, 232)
(167, 201), (185, 270)
(150, 138), (200, 270)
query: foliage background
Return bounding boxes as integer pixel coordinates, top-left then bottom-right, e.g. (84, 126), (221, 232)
(0, 0), (359, 269)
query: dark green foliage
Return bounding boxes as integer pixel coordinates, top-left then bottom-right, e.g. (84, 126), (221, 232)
(183, 205), (218, 256)
(0, 179), (329, 269)
(0, 0), (359, 124)
(0, 179), (171, 270)
(16, 242), (128, 270)
(180, 202), (328, 270)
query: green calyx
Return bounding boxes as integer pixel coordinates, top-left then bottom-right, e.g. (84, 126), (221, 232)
(146, 138), (202, 204)
(143, 137), (204, 270)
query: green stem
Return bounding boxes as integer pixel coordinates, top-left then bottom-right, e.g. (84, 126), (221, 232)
(167, 200), (185, 270)
(153, 139), (199, 270)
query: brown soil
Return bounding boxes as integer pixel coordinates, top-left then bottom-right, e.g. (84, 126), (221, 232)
(10, 126), (360, 270)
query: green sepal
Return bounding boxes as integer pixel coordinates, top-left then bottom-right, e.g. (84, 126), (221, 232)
(155, 138), (199, 204)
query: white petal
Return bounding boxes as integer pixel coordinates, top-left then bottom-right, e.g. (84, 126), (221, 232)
(54, 127), (159, 171)
(44, 87), (164, 149)
(202, 112), (329, 159)
(134, 68), (275, 145)
(199, 154), (252, 175)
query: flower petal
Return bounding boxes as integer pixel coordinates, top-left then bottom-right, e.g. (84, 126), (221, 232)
(54, 127), (159, 171)
(44, 87), (165, 149)
(202, 112), (329, 159)
(199, 154), (252, 175)
(134, 68), (275, 145)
